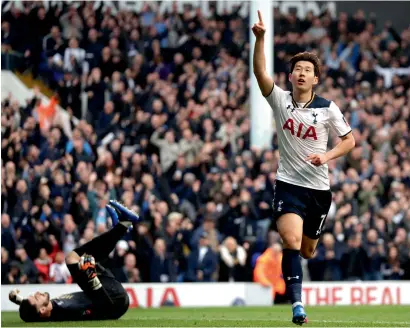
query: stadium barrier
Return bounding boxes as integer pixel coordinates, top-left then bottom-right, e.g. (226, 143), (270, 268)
(2, 281), (409, 311)
(1, 283), (272, 311)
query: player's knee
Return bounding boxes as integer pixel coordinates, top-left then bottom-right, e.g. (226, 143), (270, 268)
(65, 251), (80, 265)
(281, 234), (302, 249)
(300, 247), (315, 259)
(277, 213), (303, 249)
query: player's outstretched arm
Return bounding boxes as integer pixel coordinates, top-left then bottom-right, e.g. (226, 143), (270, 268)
(252, 10), (274, 97)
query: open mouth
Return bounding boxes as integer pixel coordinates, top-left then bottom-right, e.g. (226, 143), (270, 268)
(297, 79), (305, 84)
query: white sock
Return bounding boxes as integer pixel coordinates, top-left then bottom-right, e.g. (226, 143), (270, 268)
(119, 221), (132, 228)
(292, 301), (303, 309)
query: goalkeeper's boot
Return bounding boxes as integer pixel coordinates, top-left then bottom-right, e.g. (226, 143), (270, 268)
(106, 204), (119, 227)
(109, 200), (140, 228)
(292, 304), (308, 326)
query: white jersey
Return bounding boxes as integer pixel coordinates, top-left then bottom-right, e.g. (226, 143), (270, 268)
(265, 85), (351, 190)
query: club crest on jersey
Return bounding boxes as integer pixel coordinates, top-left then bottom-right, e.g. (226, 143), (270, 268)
(312, 112), (318, 124)
(277, 200), (283, 212)
(282, 118), (317, 140)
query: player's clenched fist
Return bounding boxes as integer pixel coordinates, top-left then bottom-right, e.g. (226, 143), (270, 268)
(9, 288), (23, 305)
(252, 10), (266, 39)
(305, 154), (329, 167)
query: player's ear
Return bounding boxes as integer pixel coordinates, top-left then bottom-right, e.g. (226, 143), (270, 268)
(288, 73), (292, 82)
(313, 75), (319, 86)
(39, 305), (51, 318)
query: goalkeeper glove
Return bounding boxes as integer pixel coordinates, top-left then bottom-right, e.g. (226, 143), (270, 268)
(78, 254), (101, 290)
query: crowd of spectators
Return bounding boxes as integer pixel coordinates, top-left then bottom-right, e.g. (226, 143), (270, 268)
(1, 2), (410, 290)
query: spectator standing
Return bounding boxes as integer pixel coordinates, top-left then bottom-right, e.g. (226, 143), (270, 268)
(219, 237), (247, 282)
(254, 243), (286, 303)
(308, 233), (344, 281)
(150, 238), (176, 282)
(49, 251), (71, 283)
(341, 233), (369, 280)
(34, 248), (51, 283)
(15, 246), (39, 284)
(185, 232), (217, 282)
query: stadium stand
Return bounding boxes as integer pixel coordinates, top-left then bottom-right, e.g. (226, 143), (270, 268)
(1, 1), (410, 289)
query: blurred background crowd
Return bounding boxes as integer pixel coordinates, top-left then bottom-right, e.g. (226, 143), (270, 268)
(1, 1), (409, 300)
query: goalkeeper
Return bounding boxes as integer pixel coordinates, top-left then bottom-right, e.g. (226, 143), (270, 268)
(8, 201), (139, 322)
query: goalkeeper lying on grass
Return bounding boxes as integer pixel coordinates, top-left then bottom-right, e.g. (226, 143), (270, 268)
(8, 201), (139, 322)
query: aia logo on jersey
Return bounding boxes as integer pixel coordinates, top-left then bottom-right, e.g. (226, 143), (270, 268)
(282, 118), (317, 140)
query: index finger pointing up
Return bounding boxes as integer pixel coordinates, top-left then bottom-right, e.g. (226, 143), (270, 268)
(258, 10), (263, 23)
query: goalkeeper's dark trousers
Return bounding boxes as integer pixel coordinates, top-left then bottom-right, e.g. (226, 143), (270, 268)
(72, 224), (128, 262)
(66, 224), (130, 318)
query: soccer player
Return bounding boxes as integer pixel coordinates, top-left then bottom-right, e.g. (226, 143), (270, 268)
(252, 11), (355, 325)
(8, 201), (139, 322)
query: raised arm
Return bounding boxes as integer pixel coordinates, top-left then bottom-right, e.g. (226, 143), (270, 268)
(150, 128), (166, 148)
(252, 10), (274, 97)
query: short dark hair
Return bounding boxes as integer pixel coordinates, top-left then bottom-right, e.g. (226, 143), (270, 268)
(289, 52), (321, 77)
(19, 300), (40, 322)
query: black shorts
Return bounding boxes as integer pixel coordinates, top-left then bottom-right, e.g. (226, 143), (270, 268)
(271, 180), (332, 239)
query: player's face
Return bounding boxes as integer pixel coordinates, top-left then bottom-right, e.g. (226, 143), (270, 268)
(289, 61), (318, 93)
(28, 292), (50, 313)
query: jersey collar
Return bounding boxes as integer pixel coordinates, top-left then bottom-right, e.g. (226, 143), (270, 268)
(291, 91), (316, 109)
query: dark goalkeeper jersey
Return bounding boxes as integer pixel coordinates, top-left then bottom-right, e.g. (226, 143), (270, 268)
(50, 292), (97, 321)
(49, 283), (129, 321)
(48, 262), (129, 321)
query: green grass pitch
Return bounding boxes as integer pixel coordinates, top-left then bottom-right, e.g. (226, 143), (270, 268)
(2, 305), (410, 327)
